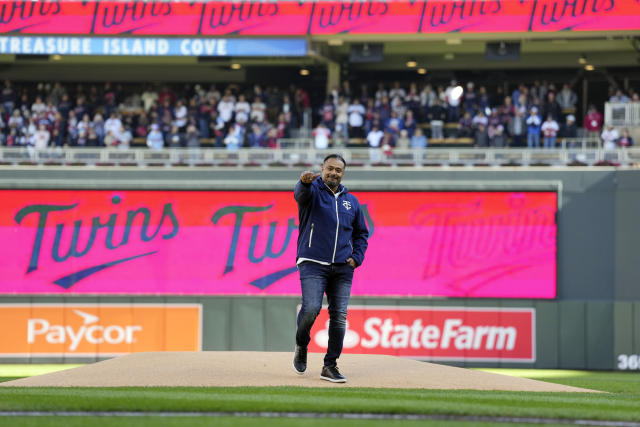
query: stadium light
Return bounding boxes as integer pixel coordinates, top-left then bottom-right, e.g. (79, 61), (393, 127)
(300, 68), (310, 76)
(406, 59), (417, 68)
(585, 64), (595, 71)
(417, 68), (427, 75)
(578, 54), (587, 65)
(51, 55), (62, 61)
(230, 63), (241, 70)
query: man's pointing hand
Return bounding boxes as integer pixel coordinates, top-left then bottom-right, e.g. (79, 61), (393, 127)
(300, 171), (320, 184)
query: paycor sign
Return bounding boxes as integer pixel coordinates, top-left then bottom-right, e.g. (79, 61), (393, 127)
(0, 304), (202, 357)
(309, 306), (535, 362)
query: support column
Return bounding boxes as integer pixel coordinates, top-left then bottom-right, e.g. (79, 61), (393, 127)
(326, 60), (341, 96)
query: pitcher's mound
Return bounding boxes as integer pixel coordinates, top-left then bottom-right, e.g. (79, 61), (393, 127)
(0, 352), (596, 392)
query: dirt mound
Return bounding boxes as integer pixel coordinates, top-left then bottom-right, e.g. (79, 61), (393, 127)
(0, 352), (597, 392)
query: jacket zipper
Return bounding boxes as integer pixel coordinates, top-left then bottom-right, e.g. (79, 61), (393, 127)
(308, 223), (314, 247)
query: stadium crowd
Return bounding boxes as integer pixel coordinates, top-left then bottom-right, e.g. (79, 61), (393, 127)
(0, 79), (636, 151)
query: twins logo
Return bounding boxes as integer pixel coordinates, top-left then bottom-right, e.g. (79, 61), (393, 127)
(342, 200), (352, 211)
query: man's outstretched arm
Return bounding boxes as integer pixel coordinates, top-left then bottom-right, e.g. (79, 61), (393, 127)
(294, 171), (319, 205)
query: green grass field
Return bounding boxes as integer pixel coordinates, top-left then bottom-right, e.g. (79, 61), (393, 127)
(0, 366), (638, 427)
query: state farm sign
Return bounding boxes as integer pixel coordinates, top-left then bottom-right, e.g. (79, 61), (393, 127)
(308, 306), (535, 362)
(0, 304), (201, 357)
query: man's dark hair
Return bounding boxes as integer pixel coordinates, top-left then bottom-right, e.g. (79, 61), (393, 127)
(323, 154), (347, 168)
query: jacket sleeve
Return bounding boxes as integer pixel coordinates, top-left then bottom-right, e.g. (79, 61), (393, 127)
(351, 201), (369, 267)
(294, 180), (313, 205)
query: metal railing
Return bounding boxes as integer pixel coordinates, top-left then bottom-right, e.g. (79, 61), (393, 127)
(1, 146), (639, 168)
(605, 102), (640, 127)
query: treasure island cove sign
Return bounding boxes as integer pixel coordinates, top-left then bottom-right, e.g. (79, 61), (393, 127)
(0, 0), (637, 36)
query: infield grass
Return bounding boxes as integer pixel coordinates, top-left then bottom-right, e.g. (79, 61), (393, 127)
(0, 367), (638, 426)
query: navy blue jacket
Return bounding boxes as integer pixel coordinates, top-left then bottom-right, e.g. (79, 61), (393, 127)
(294, 176), (369, 266)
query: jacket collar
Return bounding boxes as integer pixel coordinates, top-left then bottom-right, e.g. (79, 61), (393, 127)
(313, 176), (347, 194)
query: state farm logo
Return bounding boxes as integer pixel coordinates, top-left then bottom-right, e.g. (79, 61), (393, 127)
(308, 306), (535, 362)
(0, 304), (201, 356)
(28, 309), (142, 351)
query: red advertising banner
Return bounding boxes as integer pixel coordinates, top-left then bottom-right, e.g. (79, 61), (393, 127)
(0, 1), (637, 36)
(0, 190), (556, 298)
(307, 306), (535, 362)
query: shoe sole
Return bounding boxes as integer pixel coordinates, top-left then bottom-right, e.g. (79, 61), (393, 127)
(320, 375), (346, 383)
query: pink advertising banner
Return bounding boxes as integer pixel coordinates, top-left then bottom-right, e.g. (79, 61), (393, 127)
(0, 190), (557, 298)
(0, 1), (637, 36)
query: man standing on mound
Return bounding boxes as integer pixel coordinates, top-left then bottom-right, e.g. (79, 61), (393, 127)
(293, 154), (369, 383)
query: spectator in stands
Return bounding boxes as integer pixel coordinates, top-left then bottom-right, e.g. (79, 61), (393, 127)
(374, 82), (388, 103)
(104, 113), (122, 137)
(458, 112), (473, 138)
(491, 125), (507, 148)
(247, 124), (265, 149)
(509, 107), (526, 147)
(218, 92), (235, 126)
(541, 114), (559, 149)
(2, 80), (15, 112)
(410, 127), (427, 149)
(376, 96), (391, 125)
(334, 96), (349, 143)
(526, 107), (542, 148)
(103, 130), (117, 148)
(584, 105), (603, 141)
(276, 113), (290, 139)
(618, 129), (634, 147)
(560, 114), (577, 147)
(86, 128), (99, 147)
(463, 82), (477, 116)
(33, 123), (50, 149)
(165, 124), (184, 148)
(609, 88), (630, 103)
(66, 111), (78, 146)
(444, 80), (461, 122)
(403, 110), (417, 137)
(224, 125), (242, 151)
(185, 123), (200, 148)
(118, 125), (132, 150)
(542, 92), (561, 121)
(474, 124), (489, 147)
(347, 98), (365, 139)
(396, 129), (410, 150)
(234, 94), (250, 124)
(477, 86), (490, 113)
(141, 85), (158, 112)
(262, 128), (278, 149)
(472, 109), (488, 130)
(420, 84), (437, 122)
(557, 83), (577, 118)
(385, 111), (403, 145)
(319, 98), (335, 128)
(428, 99), (446, 140)
(146, 123), (164, 150)
(313, 123), (331, 150)
(601, 124), (619, 150)
(367, 124), (384, 162)
(405, 83), (420, 117)
(173, 100), (188, 133)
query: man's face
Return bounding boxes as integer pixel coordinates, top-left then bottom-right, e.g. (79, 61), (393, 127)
(322, 157), (345, 189)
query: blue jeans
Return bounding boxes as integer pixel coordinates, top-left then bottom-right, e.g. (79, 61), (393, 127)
(527, 132), (540, 148)
(296, 261), (354, 367)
